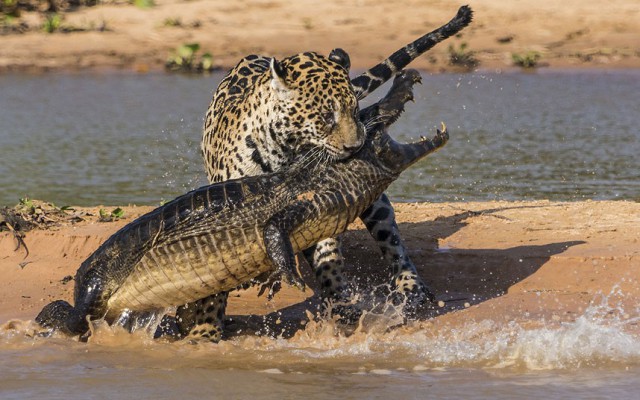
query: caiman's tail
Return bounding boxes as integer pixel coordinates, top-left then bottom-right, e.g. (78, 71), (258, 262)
(351, 5), (473, 100)
(36, 300), (89, 336)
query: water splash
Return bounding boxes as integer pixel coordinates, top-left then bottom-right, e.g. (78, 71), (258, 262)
(1, 290), (638, 373)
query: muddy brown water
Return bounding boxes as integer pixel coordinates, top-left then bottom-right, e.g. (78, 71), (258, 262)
(1, 292), (639, 399)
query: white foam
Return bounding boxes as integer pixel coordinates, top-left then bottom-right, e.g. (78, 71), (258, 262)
(259, 368), (284, 374)
(230, 289), (640, 370)
(3, 290), (639, 372)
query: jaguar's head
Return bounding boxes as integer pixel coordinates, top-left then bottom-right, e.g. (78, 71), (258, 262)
(269, 50), (365, 160)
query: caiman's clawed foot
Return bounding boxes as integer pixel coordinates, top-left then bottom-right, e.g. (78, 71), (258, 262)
(279, 265), (306, 292)
(385, 69), (422, 104)
(359, 69), (422, 128)
(377, 69), (422, 127)
(258, 268), (305, 300)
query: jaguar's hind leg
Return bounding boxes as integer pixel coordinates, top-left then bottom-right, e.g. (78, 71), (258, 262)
(303, 237), (345, 299)
(175, 292), (228, 343)
(303, 237), (366, 324)
(360, 194), (435, 312)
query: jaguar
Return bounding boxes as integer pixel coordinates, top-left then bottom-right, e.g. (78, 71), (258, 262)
(175, 6), (473, 341)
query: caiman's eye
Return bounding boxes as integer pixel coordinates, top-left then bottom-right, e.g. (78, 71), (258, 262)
(322, 111), (336, 127)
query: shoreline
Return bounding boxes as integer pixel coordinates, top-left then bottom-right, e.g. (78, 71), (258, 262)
(2, 0), (639, 74)
(2, 200), (638, 336)
(2, 64), (640, 77)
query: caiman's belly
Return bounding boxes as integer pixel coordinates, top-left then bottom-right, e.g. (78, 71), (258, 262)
(106, 209), (358, 314)
(290, 209), (359, 255)
(107, 226), (269, 312)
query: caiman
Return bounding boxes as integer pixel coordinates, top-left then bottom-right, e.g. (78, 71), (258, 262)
(36, 70), (449, 337)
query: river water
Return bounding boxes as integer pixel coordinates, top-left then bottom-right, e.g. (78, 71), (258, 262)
(1, 70), (639, 397)
(1, 292), (639, 399)
(0, 70), (638, 206)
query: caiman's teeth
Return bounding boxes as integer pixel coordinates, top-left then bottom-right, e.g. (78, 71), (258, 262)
(440, 121), (447, 133)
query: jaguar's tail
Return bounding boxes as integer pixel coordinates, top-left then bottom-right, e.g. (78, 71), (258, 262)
(351, 5), (473, 100)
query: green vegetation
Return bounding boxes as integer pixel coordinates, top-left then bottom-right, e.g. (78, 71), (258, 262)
(132, 0), (155, 9)
(512, 51), (542, 68)
(1, 1), (27, 34)
(1, 197), (77, 237)
(40, 12), (108, 34)
(99, 207), (125, 222)
(18, 197), (74, 218)
(201, 52), (213, 71)
(166, 43), (217, 73)
(42, 13), (62, 33)
(1, 0), (20, 17)
(18, 197), (35, 212)
(447, 42), (479, 70)
(168, 42), (199, 69)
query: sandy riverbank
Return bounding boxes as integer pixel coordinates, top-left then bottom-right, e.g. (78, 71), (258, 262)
(1, 200), (638, 337)
(1, 0), (639, 73)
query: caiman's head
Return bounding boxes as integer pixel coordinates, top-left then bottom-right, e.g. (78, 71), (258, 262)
(367, 122), (449, 175)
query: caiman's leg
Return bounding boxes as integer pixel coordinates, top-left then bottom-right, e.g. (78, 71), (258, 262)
(36, 300), (89, 337)
(262, 212), (306, 291)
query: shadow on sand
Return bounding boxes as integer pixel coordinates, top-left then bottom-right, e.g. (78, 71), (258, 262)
(224, 205), (584, 339)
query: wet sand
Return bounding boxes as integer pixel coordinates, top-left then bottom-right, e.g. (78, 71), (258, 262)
(2, 200), (638, 336)
(1, 0), (639, 73)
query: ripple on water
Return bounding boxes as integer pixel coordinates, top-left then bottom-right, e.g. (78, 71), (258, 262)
(1, 71), (639, 206)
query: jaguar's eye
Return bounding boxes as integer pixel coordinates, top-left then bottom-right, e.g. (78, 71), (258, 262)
(322, 111), (335, 127)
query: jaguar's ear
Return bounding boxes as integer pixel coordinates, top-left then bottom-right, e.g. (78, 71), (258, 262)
(328, 48), (350, 71)
(270, 58), (288, 91)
